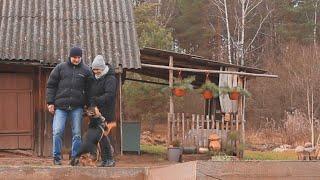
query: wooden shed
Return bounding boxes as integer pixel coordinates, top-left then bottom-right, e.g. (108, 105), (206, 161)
(0, 0), (140, 156)
(133, 48), (277, 155)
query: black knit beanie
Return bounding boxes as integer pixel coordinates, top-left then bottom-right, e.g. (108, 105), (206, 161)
(69, 47), (82, 57)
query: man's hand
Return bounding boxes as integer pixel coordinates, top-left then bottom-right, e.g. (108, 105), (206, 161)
(47, 104), (55, 114)
(94, 107), (102, 117)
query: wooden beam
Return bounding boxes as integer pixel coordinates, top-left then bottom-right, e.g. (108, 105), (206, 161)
(141, 63), (278, 78)
(125, 78), (168, 86)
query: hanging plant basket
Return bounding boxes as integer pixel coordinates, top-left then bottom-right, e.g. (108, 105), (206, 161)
(202, 90), (213, 99)
(229, 91), (240, 100)
(198, 76), (220, 100)
(172, 88), (186, 97)
(226, 86), (251, 100)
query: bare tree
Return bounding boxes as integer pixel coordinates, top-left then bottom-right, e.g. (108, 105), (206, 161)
(211, 0), (272, 65)
(211, 0), (232, 64)
(313, 0), (320, 49)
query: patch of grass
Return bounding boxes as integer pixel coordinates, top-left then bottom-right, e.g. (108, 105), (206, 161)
(244, 150), (297, 160)
(141, 144), (166, 155)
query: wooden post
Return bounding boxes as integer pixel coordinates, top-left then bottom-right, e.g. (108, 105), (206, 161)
(236, 112), (239, 131)
(216, 120), (221, 147)
(196, 114), (200, 148)
(201, 115), (205, 147)
(242, 77), (247, 148)
(192, 114), (195, 146)
(221, 115), (225, 148)
(186, 113), (190, 132)
(211, 99), (216, 129)
(182, 113), (185, 146)
(211, 115), (215, 130)
(230, 113), (234, 131)
(119, 70), (123, 155)
(206, 115), (210, 146)
(216, 121), (219, 134)
(167, 113), (171, 146)
(172, 113), (175, 142)
(168, 56), (174, 146)
(37, 67), (42, 156)
(226, 122), (229, 134)
(177, 113), (180, 140)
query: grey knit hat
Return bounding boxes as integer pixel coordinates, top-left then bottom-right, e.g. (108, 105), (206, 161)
(92, 55), (106, 70)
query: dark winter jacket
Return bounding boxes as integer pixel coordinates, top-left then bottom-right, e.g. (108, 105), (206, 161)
(46, 58), (93, 110)
(89, 64), (117, 122)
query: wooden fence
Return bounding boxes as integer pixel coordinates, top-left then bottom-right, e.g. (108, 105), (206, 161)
(167, 113), (243, 148)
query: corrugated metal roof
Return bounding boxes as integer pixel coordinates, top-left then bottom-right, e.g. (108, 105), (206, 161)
(140, 47), (268, 74)
(0, 0), (141, 69)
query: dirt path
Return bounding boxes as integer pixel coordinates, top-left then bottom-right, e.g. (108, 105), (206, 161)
(0, 151), (173, 167)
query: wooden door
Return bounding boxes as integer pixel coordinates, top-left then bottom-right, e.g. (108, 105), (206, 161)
(0, 73), (33, 149)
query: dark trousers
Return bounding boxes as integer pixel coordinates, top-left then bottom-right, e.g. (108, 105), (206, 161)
(99, 135), (114, 161)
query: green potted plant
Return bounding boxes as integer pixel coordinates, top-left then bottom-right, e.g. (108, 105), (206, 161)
(171, 76), (195, 97)
(167, 140), (182, 162)
(221, 86), (251, 100)
(198, 80), (220, 99)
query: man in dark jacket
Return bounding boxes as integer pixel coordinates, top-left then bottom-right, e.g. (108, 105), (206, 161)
(46, 47), (92, 165)
(89, 55), (117, 167)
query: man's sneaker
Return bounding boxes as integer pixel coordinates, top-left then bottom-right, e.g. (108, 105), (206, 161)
(70, 157), (79, 166)
(53, 158), (62, 165)
(98, 159), (115, 167)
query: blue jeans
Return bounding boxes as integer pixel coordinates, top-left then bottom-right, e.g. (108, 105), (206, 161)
(52, 108), (83, 160)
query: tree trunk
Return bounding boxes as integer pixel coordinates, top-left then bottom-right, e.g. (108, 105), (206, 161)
(314, 1), (318, 50)
(240, 0), (245, 66)
(223, 0), (232, 64)
(311, 86), (315, 147)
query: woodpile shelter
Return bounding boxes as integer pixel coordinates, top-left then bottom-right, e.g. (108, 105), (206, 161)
(132, 47), (277, 155)
(0, 0), (140, 156)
